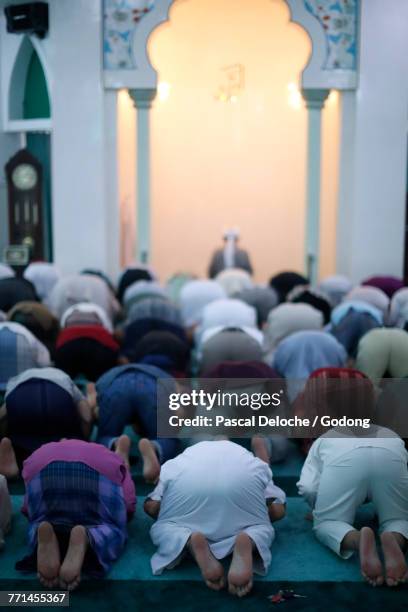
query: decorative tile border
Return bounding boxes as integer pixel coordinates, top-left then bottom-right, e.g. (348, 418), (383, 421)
(104, 0), (155, 70)
(304, 0), (357, 70)
(103, 0), (358, 89)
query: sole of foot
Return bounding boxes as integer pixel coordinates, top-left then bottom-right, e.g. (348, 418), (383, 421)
(138, 438), (160, 484)
(381, 531), (408, 587)
(115, 434), (131, 469)
(359, 526), (383, 587)
(189, 532), (225, 591)
(37, 522), (60, 589)
(59, 525), (88, 591)
(228, 532), (254, 597)
(0, 437), (19, 479)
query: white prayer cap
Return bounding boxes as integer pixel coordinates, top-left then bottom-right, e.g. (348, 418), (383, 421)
(24, 262), (61, 301)
(223, 228), (240, 240)
(60, 302), (113, 332)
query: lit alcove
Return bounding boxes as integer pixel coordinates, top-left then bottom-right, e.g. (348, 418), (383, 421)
(118, 0), (340, 280)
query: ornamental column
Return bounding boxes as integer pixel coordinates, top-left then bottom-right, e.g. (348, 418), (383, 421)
(128, 88), (156, 264)
(301, 88), (330, 284)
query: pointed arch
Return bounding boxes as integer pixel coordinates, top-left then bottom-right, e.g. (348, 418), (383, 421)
(23, 47), (50, 118)
(8, 35), (51, 121)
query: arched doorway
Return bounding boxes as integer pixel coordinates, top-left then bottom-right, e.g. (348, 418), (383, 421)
(118, 0), (340, 281)
(7, 36), (53, 260)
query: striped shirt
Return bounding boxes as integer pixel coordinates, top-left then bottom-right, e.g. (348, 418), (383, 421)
(0, 322), (50, 391)
(5, 367), (84, 404)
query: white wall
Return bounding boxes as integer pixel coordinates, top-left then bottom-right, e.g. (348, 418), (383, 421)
(47, 0), (120, 278)
(336, 0), (408, 282)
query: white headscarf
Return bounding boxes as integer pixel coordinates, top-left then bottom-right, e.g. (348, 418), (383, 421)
(215, 268), (253, 298)
(195, 298), (257, 350)
(179, 279), (226, 327)
(60, 302), (113, 333)
(199, 327), (264, 374)
(24, 262), (61, 301)
(201, 324), (263, 348)
(317, 274), (353, 307)
(344, 286), (389, 320)
(263, 303), (323, 361)
(47, 274), (120, 320)
(198, 298), (257, 338)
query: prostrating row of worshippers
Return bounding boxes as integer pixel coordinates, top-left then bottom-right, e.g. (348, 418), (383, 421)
(0, 260), (408, 595)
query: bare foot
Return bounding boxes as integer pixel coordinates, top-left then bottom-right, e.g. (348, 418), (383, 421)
(0, 438), (19, 479)
(359, 527), (383, 587)
(115, 434), (131, 469)
(86, 382), (97, 408)
(37, 522), (60, 589)
(189, 532), (225, 591)
(381, 532), (408, 587)
(228, 532), (254, 597)
(251, 436), (270, 464)
(138, 438), (160, 484)
(59, 525), (88, 591)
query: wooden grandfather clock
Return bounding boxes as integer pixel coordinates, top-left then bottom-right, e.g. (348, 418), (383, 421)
(5, 148), (45, 261)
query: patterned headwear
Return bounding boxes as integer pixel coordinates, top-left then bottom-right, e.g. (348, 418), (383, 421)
(295, 367), (375, 427)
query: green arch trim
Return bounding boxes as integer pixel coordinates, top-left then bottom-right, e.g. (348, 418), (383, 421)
(23, 49), (50, 119)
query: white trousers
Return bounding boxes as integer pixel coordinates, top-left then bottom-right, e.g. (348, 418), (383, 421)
(313, 447), (408, 558)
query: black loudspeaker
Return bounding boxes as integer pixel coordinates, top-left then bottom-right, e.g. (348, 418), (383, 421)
(4, 2), (48, 38)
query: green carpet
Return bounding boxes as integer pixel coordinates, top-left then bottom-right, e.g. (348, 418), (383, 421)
(2, 441), (406, 610)
(0, 580), (405, 612)
(0, 495), (378, 583)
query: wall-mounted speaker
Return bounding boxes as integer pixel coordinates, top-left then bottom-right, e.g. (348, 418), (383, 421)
(4, 2), (48, 39)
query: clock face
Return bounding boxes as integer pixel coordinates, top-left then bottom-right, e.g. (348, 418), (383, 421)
(11, 163), (38, 190)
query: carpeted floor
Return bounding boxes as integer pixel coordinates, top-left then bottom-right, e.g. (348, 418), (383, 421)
(0, 494), (377, 583)
(1, 442), (407, 611)
(0, 580), (406, 612)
